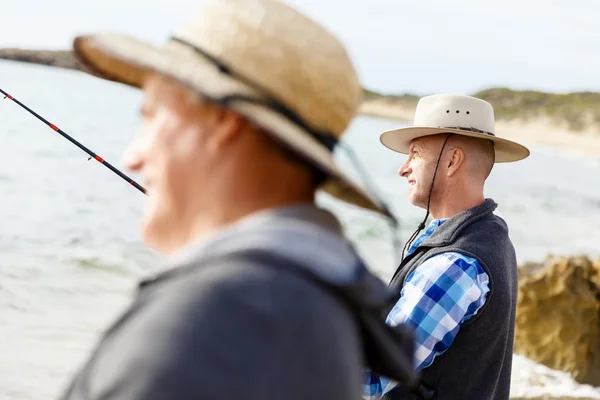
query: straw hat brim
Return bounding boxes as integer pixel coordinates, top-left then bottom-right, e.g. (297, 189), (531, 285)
(72, 33), (389, 217)
(380, 126), (530, 163)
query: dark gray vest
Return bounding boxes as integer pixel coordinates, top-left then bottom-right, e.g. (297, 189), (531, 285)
(386, 199), (518, 400)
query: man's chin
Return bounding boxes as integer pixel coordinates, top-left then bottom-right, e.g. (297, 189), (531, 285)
(140, 209), (174, 255)
(141, 208), (193, 256)
(140, 216), (161, 251)
(407, 195), (427, 210)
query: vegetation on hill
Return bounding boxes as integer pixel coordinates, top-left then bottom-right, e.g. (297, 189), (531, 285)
(365, 87), (600, 132)
(474, 88), (600, 132)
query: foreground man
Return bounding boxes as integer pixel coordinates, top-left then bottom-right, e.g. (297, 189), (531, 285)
(364, 94), (530, 400)
(58, 0), (417, 399)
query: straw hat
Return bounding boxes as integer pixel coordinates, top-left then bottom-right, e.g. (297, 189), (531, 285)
(70, 0), (389, 216)
(380, 94), (530, 162)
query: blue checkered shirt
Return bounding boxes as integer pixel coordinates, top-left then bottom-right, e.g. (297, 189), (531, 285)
(363, 219), (490, 399)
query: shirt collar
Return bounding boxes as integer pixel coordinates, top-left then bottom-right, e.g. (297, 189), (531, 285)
(406, 218), (449, 256)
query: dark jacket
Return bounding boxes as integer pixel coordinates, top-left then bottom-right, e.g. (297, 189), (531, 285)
(59, 205), (417, 400)
(386, 199), (518, 400)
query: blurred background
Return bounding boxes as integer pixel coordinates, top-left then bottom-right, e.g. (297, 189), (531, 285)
(1, 1), (600, 399)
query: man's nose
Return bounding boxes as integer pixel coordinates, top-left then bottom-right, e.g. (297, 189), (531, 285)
(122, 140), (144, 172)
(398, 161), (411, 178)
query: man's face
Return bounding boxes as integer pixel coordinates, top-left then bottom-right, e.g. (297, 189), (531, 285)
(397, 136), (444, 209)
(122, 77), (217, 252)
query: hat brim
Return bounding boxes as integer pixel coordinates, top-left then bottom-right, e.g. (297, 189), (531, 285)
(379, 126), (530, 163)
(72, 33), (390, 217)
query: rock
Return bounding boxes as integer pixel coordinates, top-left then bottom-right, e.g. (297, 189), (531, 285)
(0, 49), (82, 71)
(515, 255), (600, 386)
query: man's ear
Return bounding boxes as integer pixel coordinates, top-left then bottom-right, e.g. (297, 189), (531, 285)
(447, 147), (465, 177)
(207, 108), (245, 152)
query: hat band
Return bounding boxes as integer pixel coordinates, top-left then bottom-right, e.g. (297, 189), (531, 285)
(443, 126), (495, 137)
(169, 36), (338, 152)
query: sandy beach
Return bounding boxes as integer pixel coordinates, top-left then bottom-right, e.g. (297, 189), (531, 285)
(360, 99), (600, 159)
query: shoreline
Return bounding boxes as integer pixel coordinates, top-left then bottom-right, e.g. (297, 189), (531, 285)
(2, 48), (600, 159)
(360, 99), (600, 159)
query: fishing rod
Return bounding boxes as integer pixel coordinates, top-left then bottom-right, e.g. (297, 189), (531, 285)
(0, 87), (146, 194)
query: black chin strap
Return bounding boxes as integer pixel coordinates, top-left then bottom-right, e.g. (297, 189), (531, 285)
(401, 134), (453, 260)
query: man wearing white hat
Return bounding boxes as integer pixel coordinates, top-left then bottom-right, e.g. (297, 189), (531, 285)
(56, 0), (418, 399)
(364, 94), (530, 400)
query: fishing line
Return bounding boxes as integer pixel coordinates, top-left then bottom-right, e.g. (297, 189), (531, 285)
(336, 141), (403, 263)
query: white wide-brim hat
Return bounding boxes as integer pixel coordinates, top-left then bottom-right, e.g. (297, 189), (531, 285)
(380, 94), (530, 162)
(71, 0), (390, 216)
